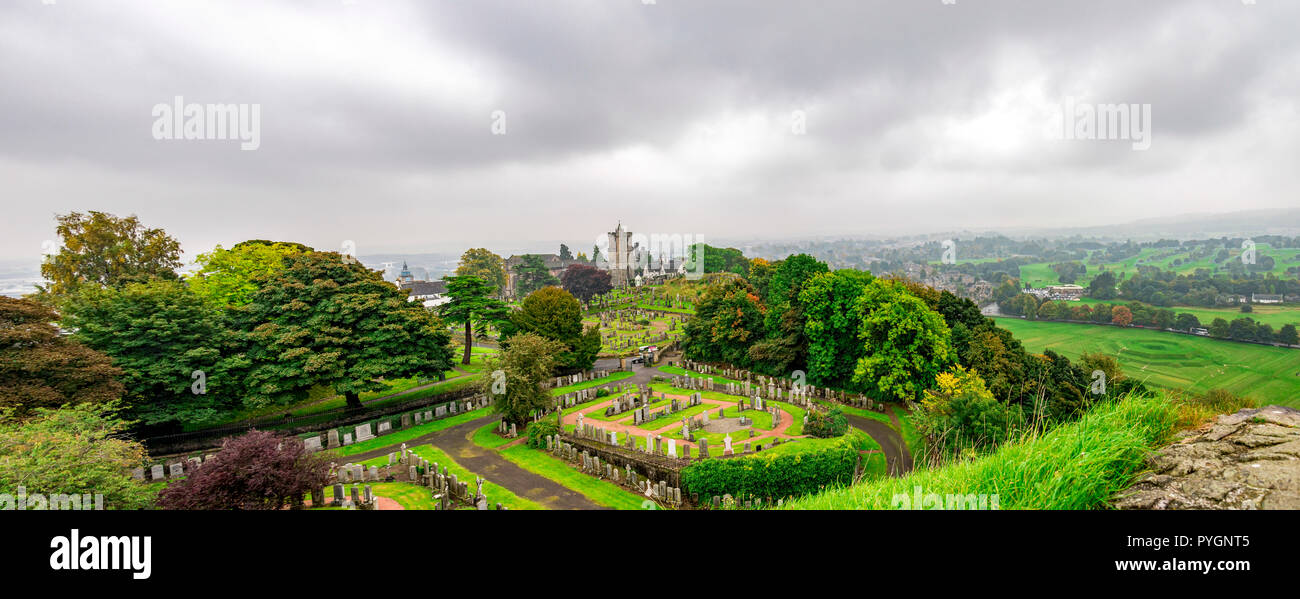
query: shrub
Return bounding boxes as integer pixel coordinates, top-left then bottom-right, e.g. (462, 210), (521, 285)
(157, 429), (331, 510)
(526, 420), (560, 449)
(680, 433), (863, 501)
(803, 407), (848, 438)
(595, 387), (610, 398)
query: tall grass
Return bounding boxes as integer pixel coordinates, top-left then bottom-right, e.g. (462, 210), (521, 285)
(781, 393), (1186, 510)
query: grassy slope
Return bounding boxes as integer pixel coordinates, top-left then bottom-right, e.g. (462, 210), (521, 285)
(330, 406), (492, 457)
(997, 318), (1300, 408)
(497, 445), (648, 510)
(358, 444), (544, 510)
(782, 395), (1180, 510)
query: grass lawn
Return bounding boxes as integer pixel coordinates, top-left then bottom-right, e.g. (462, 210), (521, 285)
(996, 317), (1300, 408)
(471, 421), (513, 449)
(892, 406), (921, 457)
(329, 406), (493, 457)
(358, 444), (544, 510)
(498, 445), (648, 510)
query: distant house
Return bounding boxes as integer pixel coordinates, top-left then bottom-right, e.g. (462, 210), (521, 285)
(398, 279), (449, 308)
(1046, 284), (1085, 300)
(1028, 284), (1085, 301)
(1252, 293), (1283, 305)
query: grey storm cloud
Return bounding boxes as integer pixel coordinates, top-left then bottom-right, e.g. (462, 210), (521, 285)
(0, 0), (1298, 262)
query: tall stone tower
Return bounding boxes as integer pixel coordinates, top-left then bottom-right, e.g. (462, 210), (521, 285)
(607, 222), (636, 287)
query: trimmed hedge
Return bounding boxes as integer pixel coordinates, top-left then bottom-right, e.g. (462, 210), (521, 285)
(680, 434), (862, 501)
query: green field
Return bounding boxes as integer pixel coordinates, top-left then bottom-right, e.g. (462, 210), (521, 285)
(995, 318), (1300, 408)
(1073, 298), (1300, 330)
(1016, 244), (1300, 288)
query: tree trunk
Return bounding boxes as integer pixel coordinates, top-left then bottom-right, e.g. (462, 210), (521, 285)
(344, 391), (363, 411)
(463, 320), (473, 365)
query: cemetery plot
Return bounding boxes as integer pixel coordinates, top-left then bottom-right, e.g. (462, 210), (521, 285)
(560, 382), (807, 458)
(585, 308), (687, 357)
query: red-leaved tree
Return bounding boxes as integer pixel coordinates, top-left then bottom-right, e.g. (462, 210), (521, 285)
(560, 263), (612, 302)
(157, 430), (331, 510)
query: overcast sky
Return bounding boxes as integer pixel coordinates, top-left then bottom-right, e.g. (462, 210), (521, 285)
(1, 0), (1298, 263)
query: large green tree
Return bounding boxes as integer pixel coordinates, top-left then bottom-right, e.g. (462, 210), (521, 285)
(239, 252), (454, 410)
(800, 269), (874, 389)
(40, 211), (183, 296)
(681, 278), (765, 368)
(456, 248), (507, 292)
(481, 332), (567, 427)
(60, 279), (241, 426)
(749, 254), (829, 375)
(509, 286), (600, 371)
(512, 254), (560, 298)
(0, 297), (124, 419)
(440, 275), (509, 365)
(188, 240), (310, 307)
(852, 280), (956, 403)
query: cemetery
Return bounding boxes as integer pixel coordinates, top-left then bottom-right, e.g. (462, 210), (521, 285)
(127, 306), (900, 510)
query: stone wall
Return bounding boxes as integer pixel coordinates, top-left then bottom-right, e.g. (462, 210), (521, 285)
(1114, 406), (1300, 510)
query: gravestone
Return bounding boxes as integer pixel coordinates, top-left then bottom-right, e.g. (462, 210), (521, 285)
(355, 423), (375, 442)
(303, 435), (323, 452)
(150, 465), (164, 480)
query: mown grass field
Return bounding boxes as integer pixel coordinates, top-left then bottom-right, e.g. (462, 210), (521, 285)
(1015, 244), (1300, 288)
(1073, 298), (1300, 330)
(996, 318), (1300, 408)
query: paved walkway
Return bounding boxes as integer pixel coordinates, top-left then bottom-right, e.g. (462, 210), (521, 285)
(845, 413), (913, 475)
(430, 416), (605, 510)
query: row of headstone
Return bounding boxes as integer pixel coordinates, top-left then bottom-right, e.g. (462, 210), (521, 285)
(314, 394), (494, 451)
(550, 437), (683, 506)
(318, 482), (378, 509)
(683, 360), (888, 412)
(135, 453), (217, 482)
(554, 370), (610, 388)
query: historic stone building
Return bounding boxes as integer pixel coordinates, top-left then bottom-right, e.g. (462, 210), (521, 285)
(606, 222), (640, 287)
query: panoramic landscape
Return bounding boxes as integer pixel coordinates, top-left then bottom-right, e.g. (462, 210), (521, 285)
(3, 0), (1297, 586)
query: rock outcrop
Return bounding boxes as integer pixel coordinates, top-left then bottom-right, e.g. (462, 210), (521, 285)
(1114, 405), (1300, 510)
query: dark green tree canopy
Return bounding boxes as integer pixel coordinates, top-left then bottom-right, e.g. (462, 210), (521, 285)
(239, 251), (453, 410)
(60, 279), (240, 426)
(513, 254), (561, 298)
(510, 286), (599, 371)
(440, 274), (509, 365)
